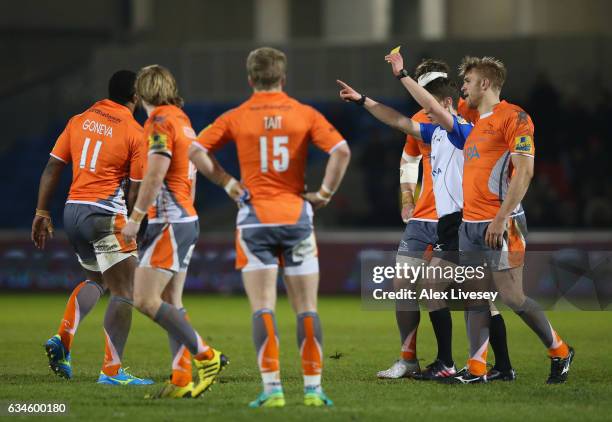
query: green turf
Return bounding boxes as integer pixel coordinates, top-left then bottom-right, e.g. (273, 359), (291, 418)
(0, 294), (610, 421)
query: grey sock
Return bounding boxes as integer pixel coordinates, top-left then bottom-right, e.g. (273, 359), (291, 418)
(297, 312), (323, 392)
(253, 308), (278, 353)
(168, 307), (187, 358)
(103, 296), (133, 360)
(154, 302), (200, 355)
(467, 308), (490, 362)
(252, 309), (281, 391)
(515, 297), (554, 347)
(297, 311), (323, 348)
(75, 280), (105, 321)
(395, 309), (420, 360)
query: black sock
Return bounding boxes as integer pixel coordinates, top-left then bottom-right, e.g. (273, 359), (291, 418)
(490, 314), (512, 371)
(429, 308), (453, 367)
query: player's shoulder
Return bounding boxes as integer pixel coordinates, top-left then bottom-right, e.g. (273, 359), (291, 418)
(68, 102), (97, 125)
(277, 95), (315, 116)
(125, 116), (144, 136)
(411, 109), (431, 123)
(65, 113), (80, 129)
(496, 101), (532, 121)
(147, 105), (181, 128)
(218, 104), (243, 121)
(285, 94), (307, 107)
(64, 104), (99, 135)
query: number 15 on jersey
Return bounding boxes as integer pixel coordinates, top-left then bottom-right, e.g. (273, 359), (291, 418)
(259, 136), (289, 173)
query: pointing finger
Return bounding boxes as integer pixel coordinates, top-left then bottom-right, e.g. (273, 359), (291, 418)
(336, 79), (349, 89)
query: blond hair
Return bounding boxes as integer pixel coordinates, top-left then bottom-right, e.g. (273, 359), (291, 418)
(135, 65), (183, 107)
(458, 56), (507, 91)
(246, 47), (287, 90)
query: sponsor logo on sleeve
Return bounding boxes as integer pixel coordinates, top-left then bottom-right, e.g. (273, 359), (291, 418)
(148, 132), (169, 152)
(514, 135), (534, 154)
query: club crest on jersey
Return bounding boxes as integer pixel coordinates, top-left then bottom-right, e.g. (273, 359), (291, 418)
(514, 135), (533, 153)
(148, 132), (168, 151)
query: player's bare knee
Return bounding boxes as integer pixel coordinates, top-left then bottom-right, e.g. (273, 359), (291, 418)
(162, 290), (182, 307)
(293, 300), (317, 314)
(498, 290), (526, 311)
(133, 294), (159, 317)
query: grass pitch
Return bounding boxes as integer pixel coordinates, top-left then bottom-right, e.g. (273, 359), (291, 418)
(0, 294), (611, 421)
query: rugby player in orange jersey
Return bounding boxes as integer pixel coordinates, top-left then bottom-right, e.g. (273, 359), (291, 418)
(339, 58), (513, 382)
(446, 56), (574, 384)
(32, 70), (153, 385)
(190, 47), (351, 408)
(120, 65), (228, 399)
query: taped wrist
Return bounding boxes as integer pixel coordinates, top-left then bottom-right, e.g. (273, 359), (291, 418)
(316, 184), (334, 202)
(129, 207), (146, 225)
(400, 153), (422, 184)
(223, 177), (238, 195)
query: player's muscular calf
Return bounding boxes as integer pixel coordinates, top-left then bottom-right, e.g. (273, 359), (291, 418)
(102, 257), (136, 299)
(162, 272), (187, 308)
(491, 266), (527, 310)
(133, 268), (172, 318)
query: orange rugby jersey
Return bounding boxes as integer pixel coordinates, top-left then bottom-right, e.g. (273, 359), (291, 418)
(462, 100), (535, 222)
(403, 110), (437, 221)
(144, 105), (198, 223)
(195, 91), (346, 225)
(50, 99), (144, 214)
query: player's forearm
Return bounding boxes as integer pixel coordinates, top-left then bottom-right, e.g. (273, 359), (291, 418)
(189, 146), (232, 187)
(401, 182), (417, 197)
(132, 174), (163, 214)
(320, 144), (351, 195)
(131, 155), (171, 215)
(400, 183), (416, 211)
(36, 158), (65, 211)
(496, 166), (532, 220)
(191, 174), (197, 201)
(399, 77), (453, 131)
(127, 181), (141, 214)
(363, 98), (420, 137)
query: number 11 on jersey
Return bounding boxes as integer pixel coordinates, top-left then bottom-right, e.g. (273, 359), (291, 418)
(259, 136), (289, 173)
(79, 137), (103, 172)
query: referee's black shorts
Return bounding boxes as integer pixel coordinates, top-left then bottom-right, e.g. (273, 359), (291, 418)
(433, 211), (462, 264)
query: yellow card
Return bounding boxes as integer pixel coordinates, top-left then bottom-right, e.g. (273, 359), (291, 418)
(390, 45), (401, 55)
